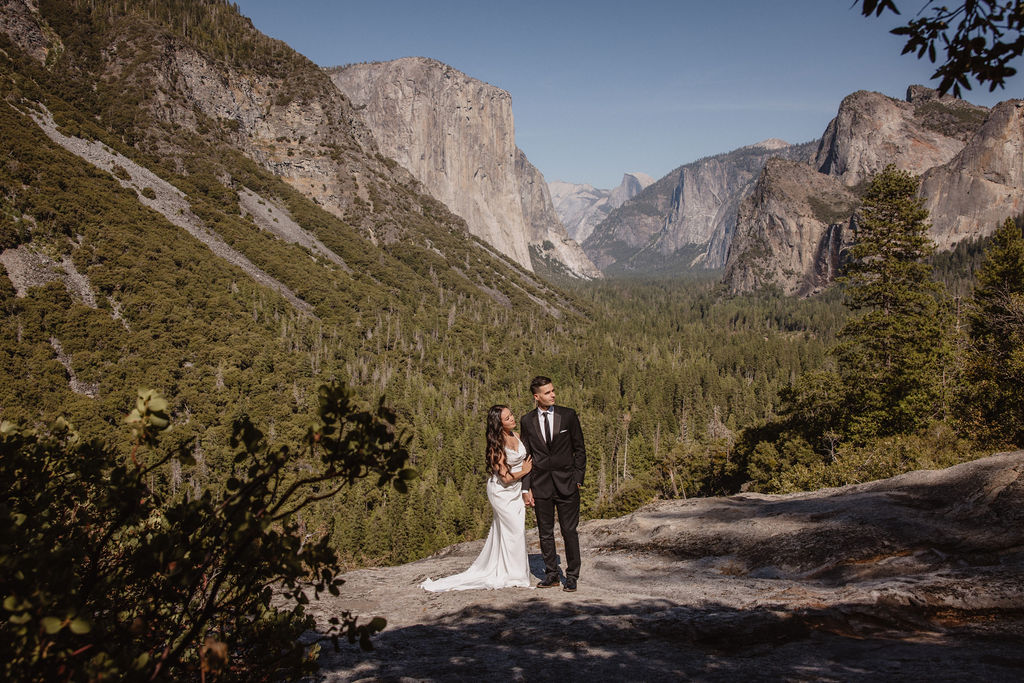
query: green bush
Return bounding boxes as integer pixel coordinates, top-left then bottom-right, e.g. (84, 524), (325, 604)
(0, 382), (411, 681)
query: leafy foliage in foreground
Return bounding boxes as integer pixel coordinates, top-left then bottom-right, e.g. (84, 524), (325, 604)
(0, 383), (408, 681)
(858, 0), (1024, 96)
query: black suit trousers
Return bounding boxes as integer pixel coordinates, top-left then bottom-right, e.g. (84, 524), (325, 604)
(534, 488), (581, 580)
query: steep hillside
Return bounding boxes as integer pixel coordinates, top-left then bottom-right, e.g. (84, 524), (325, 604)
(0, 0), (590, 562)
(329, 57), (600, 279)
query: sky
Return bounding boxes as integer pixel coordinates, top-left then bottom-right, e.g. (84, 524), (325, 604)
(232, 0), (1022, 190)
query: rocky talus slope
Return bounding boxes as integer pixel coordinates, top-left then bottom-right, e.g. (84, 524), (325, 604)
(306, 451), (1024, 681)
(329, 57), (600, 279)
(24, 105), (315, 316)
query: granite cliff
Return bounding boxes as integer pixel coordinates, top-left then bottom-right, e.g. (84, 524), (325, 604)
(921, 99), (1024, 249)
(329, 57), (601, 279)
(548, 172), (654, 243)
(723, 160), (858, 296)
(0, 0), (582, 418)
(813, 87), (988, 187)
(584, 139), (815, 273)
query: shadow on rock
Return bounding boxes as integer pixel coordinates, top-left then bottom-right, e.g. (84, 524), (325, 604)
(313, 598), (1024, 681)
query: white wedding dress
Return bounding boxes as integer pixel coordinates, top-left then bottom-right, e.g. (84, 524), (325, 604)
(421, 437), (532, 591)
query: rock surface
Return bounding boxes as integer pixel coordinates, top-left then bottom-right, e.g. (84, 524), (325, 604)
(922, 99), (1024, 248)
(814, 88), (986, 187)
(2, 0), (478, 255)
(724, 87), (1014, 295)
(329, 57), (600, 279)
(723, 159), (859, 296)
(306, 451), (1024, 681)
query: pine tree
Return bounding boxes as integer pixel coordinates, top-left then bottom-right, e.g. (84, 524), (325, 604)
(833, 166), (951, 441)
(958, 217), (1024, 446)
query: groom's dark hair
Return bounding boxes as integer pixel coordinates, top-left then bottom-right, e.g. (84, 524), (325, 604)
(530, 375), (552, 394)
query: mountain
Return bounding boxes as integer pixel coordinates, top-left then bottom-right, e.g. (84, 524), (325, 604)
(580, 85), (1009, 288)
(813, 86), (988, 187)
(309, 450), (1024, 679)
(0, 0), (859, 578)
(328, 57), (601, 279)
(548, 172), (655, 243)
(921, 99), (1024, 249)
(584, 139), (816, 273)
(724, 87), (1021, 295)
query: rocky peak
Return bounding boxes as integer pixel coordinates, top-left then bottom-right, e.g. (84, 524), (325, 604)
(746, 137), (791, 151)
(550, 172), (654, 243)
(906, 84), (954, 104)
(607, 172), (655, 208)
(724, 87), (1013, 296)
(921, 99), (1024, 249)
(329, 57), (600, 279)
(814, 88), (987, 187)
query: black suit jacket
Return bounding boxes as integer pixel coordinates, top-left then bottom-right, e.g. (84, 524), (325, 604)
(520, 405), (586, 498)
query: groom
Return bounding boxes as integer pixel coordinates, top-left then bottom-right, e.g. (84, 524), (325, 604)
(520, 376), (586, 592)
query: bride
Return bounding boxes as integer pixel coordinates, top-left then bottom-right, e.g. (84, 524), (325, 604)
(421, 405), (533, 591)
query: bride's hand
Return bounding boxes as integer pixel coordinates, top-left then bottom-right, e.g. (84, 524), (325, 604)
(520, 456), (533, 474)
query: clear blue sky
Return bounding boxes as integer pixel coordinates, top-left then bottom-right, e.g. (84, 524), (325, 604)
(233, 0), (1021, 189)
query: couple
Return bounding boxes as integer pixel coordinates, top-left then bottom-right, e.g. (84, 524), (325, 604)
(421, 376), (587, 593)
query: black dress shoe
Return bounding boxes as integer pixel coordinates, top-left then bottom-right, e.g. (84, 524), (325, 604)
(563, 578), (577, 592)
(537, 576), (560, 588)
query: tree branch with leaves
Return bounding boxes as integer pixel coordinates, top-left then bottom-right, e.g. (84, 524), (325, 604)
(858, 0), (1024, 96)
(1, 381), (412, 681)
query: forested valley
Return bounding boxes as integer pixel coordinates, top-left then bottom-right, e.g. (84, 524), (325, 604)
(2, 1), (1022, 679)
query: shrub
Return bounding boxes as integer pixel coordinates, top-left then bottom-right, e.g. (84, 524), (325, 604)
(0, 382), (413, 681)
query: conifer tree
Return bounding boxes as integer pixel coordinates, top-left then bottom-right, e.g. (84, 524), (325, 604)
(833, 166), (951, 441)
(958, 217), (1024, 446)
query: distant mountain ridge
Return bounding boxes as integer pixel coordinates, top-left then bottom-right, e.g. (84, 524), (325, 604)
(580, 84), (1020, 294)
(548, 172), (655, 244)
(583, 139), (816, 273)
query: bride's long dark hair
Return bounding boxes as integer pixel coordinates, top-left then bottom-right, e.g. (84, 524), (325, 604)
(485, 404), (509, 477)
